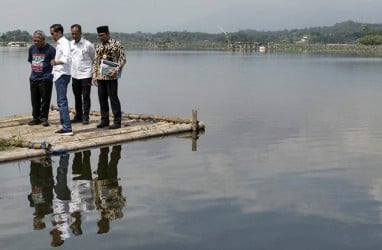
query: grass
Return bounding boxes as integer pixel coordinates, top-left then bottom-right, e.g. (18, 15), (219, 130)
(0, 139), (11, 151)
(0, 134), (24, 151)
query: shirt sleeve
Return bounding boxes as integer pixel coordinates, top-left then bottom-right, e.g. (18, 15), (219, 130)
(51, 46), (56, 61)
(27, 47), (32, 63)
(57, 41), (71, 64)
(88, 42), (96, 62)
(115, 42), (126, 73)
(92, 45), (100, 76)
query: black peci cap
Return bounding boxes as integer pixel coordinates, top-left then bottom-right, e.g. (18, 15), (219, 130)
(97, 25), (109, 33)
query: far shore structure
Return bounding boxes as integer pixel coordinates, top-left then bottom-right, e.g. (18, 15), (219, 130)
(0, 107), (205, 163)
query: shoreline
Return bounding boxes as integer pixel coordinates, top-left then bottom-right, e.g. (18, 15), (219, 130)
(268, 44), (382, 57)
(3, 43), (382, 56)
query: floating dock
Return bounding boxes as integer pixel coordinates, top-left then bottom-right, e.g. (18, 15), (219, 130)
(0, 107), (205, 163)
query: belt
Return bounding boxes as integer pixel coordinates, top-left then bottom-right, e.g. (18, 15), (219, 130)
(30, 79), (52, 84)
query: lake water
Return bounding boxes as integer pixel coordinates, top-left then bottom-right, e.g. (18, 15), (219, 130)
(2, 47), (382, 249)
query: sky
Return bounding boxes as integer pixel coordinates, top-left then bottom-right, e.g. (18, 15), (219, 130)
(1, 0), (382, 34)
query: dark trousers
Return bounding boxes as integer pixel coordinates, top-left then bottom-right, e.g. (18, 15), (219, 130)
(97, 80), (122, 124)
(72, 77), (92, 120)
(72, 150), (92, 180)
(54, 154), (71, 201)
(97, 145), (121, 180)
(30, 80), (53, 121)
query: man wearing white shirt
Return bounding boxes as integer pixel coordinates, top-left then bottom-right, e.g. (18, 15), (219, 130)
(50, 24), (73, 136)
(70, 24), (95, 125)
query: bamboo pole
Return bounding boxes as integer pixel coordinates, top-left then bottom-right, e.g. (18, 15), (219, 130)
(191, 131), (198, 151)
(0, 114), (31, 124)
(0, 122), (25, 128)
(192, 109), (199, 131)
(0, 149), (48, 163)
(11, 140), (52, 150)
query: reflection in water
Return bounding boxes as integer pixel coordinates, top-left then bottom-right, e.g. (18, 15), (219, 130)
(70, 150), (94, 237)
(27, 145), (126, 247)
(94, 145), (126, 234)
(28, 157), (54, 231)
(51, 154), (71, 247)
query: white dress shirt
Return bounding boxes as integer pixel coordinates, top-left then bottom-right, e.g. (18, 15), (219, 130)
(69, 180), (95, 213)
(52, 36), (71, 81)
(70, 37), (95, 79)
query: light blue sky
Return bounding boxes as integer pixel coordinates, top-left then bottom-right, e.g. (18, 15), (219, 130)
(2, 0), (382, 34)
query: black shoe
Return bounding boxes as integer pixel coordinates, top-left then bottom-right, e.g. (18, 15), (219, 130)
(55, 128), (74, 136)
(96, 122), (109, 128)
(82, 119), (89, 125)
(28, 119), (41, 125)
(42, 120), (50, 127)
(73, 175), (86, 181)
(109, 123), (121, 129)
(71, 117), (82, 123)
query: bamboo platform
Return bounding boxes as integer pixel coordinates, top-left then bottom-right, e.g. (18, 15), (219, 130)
(0, 107), (205, 163)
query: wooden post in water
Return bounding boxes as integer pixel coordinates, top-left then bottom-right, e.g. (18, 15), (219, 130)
(191, 109), (198, 151)
(192, 131), (198, 151)
(192, 109), (198, 131)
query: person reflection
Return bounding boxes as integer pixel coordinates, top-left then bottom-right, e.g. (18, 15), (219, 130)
(50, 153), (71, 247)
(93, 145), (126, 234)
(28, 157), (54, 231)
(69, 150), (95, 236)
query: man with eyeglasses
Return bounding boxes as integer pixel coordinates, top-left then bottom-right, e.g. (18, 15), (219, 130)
(27, 30), (56, 127)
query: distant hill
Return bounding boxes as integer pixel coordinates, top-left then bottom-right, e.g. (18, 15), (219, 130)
(2, 21), (382, 47)
(232, 21), (382, 44)
(119, 20), (382, 46)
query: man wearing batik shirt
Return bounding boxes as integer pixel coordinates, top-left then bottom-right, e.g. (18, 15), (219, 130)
(92, 25), (126, 129)
(28, 30), (56, 127)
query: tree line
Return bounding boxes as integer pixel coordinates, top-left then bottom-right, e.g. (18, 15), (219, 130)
(2, 21), (382, 47)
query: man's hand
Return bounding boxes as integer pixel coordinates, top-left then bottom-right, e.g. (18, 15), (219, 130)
(108, 69), (117, 78)
(92, 75), (98, 86)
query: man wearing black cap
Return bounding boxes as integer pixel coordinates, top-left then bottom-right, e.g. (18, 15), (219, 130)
(92, 25), (126, 129)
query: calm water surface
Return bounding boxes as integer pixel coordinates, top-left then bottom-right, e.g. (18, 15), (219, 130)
(2, 48), (382, 249)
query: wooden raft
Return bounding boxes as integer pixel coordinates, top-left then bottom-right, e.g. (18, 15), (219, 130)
(0, 107), (205, 163)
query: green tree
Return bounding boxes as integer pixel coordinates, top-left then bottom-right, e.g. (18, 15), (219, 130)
(1, 29), (31, 42)
(357, 35), (382, 45)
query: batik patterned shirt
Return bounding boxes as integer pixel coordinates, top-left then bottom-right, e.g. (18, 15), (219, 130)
(93, 38), (126, 80)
